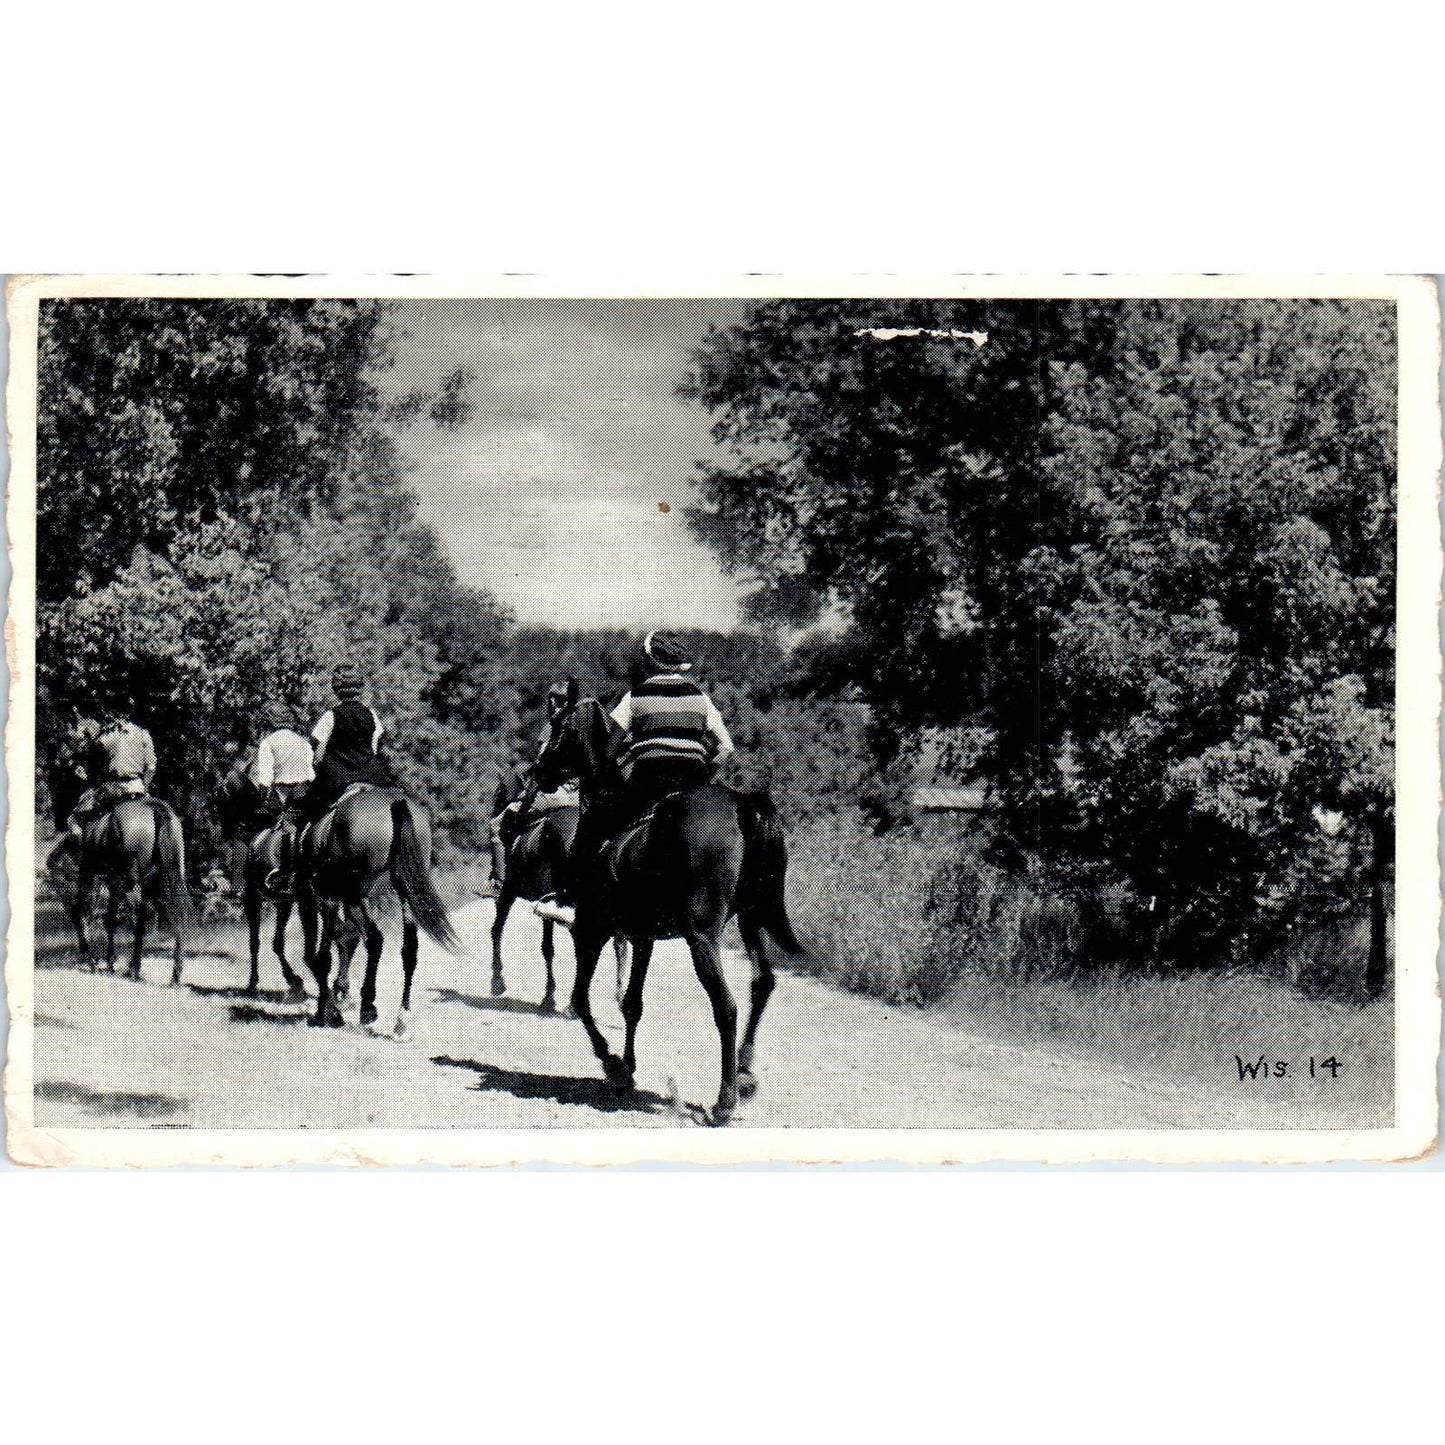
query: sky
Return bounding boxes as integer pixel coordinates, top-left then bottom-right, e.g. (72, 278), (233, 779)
(382, 300), (752, 631)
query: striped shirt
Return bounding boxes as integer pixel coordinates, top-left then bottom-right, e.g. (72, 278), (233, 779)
(610, 674), (733, 767)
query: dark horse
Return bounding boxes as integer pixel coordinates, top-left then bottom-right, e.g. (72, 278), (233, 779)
(240, 819), (313, 1001)
(532, 696), (804, 1125)
(67, 797), (191, 985)
(491, 801), (630, 1012)
(300, 787), (460, 1035)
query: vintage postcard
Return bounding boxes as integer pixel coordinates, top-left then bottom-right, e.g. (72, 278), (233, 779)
(3, 274), (1439, 1166)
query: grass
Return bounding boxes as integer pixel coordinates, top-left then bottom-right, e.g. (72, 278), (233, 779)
(785, 811), (1394, 1113)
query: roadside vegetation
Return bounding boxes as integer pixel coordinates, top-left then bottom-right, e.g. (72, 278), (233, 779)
(784, 811), (1391, 1109)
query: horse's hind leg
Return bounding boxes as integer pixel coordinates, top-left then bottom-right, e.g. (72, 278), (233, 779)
(72, 871), (95, 969)
(540, 918), (557, 1014)
(395, 902), (418, 1039)
(129, 891), (149, 982)
(104, 882), (122, 974)
(273, 896), (304, 998)
(570, 921), (622, 1083)
(613, 937), (630, 1006)
(308, 904), (341, 1028)
(298, 888), (318, 981)
(170, 909), (185, 987)
(736, 918), (775, 1102)
(333, 908), (360, 1004)
(244, 887), (264, 995)
(490, 885), (515, 998)
(619, 938), (653, 1088)
(685, 930), (739, 1126)
(356, 899), (385, 1029)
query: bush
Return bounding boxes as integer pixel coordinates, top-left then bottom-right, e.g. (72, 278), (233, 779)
(784, 811), (1385, 1007)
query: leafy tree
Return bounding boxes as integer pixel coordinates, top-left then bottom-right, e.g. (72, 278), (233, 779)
(35, 298), (501, 864)
(684, 299), (1396, 979)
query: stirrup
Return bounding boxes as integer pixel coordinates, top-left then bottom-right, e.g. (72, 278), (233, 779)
(533, 898), (576, 927)
(263, 868), (295, 898)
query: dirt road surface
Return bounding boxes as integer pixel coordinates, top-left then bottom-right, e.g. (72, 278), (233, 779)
(26, 899), (1337, 1133)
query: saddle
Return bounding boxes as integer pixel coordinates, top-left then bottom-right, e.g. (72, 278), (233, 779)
(333, 782), (375, 809)
(595, 798), (673, 884)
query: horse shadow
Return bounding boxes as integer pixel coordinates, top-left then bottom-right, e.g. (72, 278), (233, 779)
(189, 984), (299, 1003)
(430, 987), (566, 1019)
(228, 1002), (310, 1026)
(431, 1054), (670, 1116)
(34, 1078), (186, 1120)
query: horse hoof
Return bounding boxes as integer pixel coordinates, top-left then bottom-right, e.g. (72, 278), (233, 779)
(491, 976), (506, 998)
(539, 995), (556, 1016)
(360, 1005), (379, 1027)
(711, 1086), (739, 1126)
(602, 1055), (630, 1088)
(326, 1009), (345, 1029)
(243, 984), (260, 999)
(392, 1014), (409, 1041)
(738, 1071), (758, 1101)
(285, 986), (307, 1005)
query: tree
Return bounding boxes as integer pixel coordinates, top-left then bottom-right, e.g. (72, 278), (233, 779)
(1029, 301), (1395, 976)
(684, 299), (1396, 972)
(35, 298), (502, 865)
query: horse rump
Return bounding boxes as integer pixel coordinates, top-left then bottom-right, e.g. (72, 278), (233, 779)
(387, 798), (461, 951)
(733, 790), (806, 956)
(143, 799), (192, 932)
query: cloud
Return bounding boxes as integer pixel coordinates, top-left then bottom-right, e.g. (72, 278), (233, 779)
(386, 303), (750, 629)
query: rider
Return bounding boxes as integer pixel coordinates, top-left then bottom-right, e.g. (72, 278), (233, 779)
(534, 634), (733, 926)
(610, 630), (734, 815)
(49, 705), (157, 870)
(252, 703), (315, 815)
(304, 663), (390, 822)
(493, 680), (583, 900)
(249, 703), (315, 894)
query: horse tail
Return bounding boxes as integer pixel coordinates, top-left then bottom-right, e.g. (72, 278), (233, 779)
(735, 791), (806, 957)
(145, 800), (191, 933)
(388, 799), (460, 951)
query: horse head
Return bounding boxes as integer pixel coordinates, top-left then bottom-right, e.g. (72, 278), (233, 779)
(534, 694), (618, 796)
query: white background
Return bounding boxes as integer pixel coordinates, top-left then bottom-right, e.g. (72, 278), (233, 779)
(3, 3), (1443, 1440)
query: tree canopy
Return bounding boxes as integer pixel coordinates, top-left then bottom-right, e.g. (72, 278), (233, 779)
(684, 299), (1396, 968)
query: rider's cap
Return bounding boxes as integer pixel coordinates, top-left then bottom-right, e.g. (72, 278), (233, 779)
(643, 630), (693, 672)
(332, 664), (363, 699)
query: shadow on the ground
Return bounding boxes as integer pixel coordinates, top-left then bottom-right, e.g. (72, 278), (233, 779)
(33, 1012), (80, 1030)
(189, 983), (296, 1002)
(229, 1002), (309, 1026)
(431, 987), (567, 1019)
(432, 1054), (668, 1115)
(34, 1078), (187, 1119)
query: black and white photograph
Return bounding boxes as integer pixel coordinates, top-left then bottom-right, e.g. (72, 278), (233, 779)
(3, 275), (1438, 1165)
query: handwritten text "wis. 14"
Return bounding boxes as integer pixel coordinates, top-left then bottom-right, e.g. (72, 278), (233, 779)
(1234, 1055), (1343, 1082)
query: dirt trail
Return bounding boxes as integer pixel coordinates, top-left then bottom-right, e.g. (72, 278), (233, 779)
(27, 899), (1328, 1132)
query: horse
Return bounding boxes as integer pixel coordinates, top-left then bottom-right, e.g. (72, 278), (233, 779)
(490, 799), (630, 1012)
(532, 695), (804, 1125)
(240, 817), (313, 1001)
(66, 797), (191, 985)
(299, 786), (460, 1035)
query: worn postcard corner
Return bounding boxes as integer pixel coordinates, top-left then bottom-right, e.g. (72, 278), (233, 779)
(3, 274), (1440, 1167)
